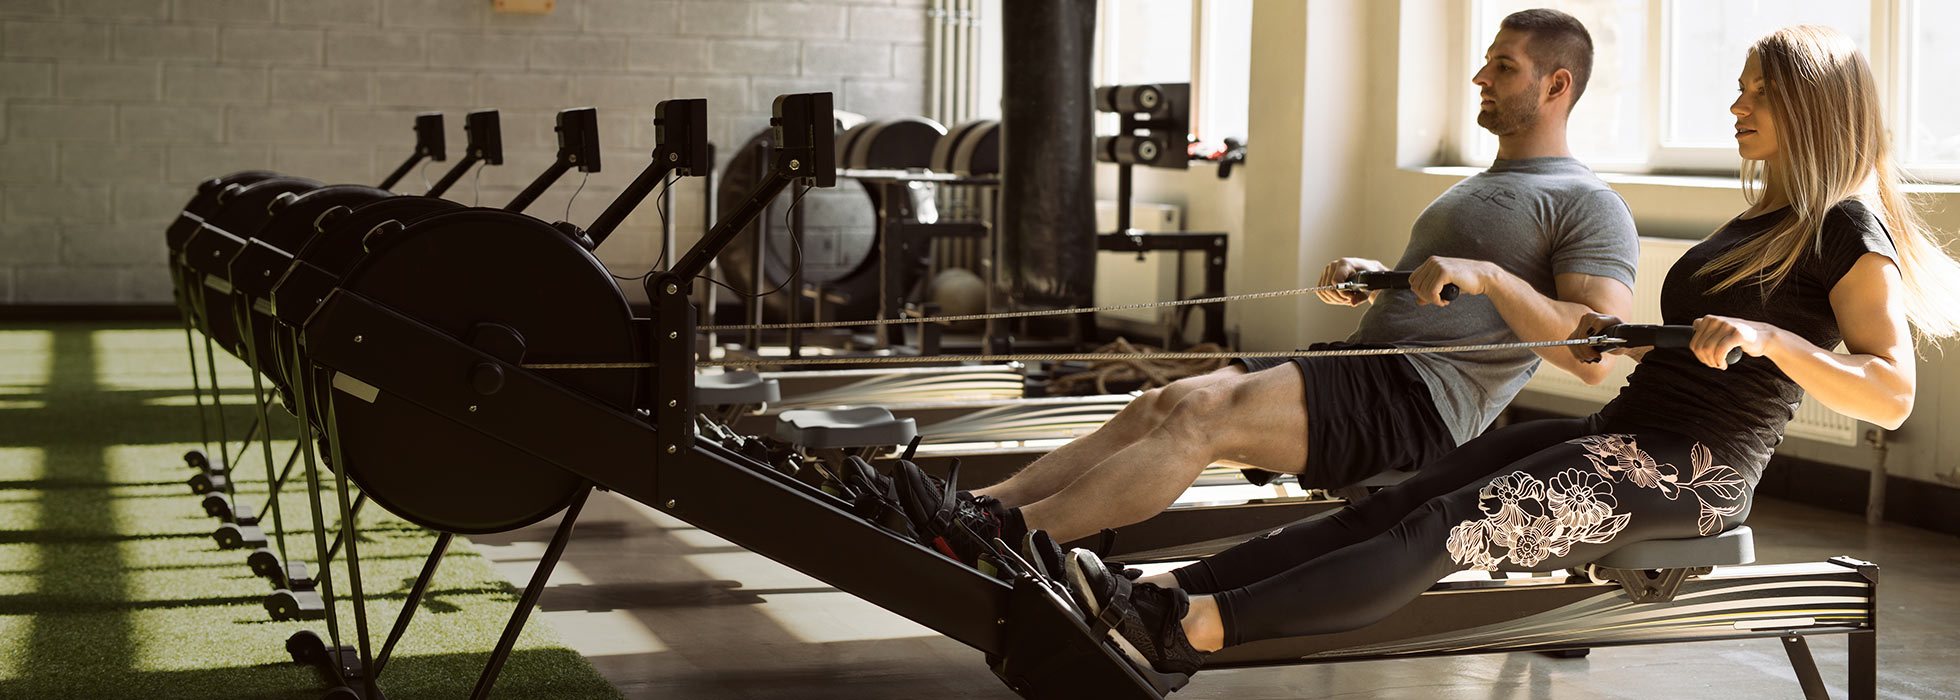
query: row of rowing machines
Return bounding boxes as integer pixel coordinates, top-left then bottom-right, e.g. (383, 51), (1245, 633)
(166, 93), (1875, 699)
(166, 104), (618, 617)
(163, 100), (685, 699)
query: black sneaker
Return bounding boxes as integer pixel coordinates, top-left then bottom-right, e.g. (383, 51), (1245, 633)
(945, 492), (1009, 564)
(1066, 548), (1207, 677)
(893, 460), (1004, 566)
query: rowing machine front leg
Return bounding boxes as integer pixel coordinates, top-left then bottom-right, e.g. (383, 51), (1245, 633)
(991, 575), (1184, 699)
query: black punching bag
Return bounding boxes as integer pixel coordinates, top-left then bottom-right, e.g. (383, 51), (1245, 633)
(1000, 0), (1097, 319)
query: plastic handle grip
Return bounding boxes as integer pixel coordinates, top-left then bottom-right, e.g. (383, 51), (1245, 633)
(1602, 324), (1744, 365)
(1350, 270), (1459, 302)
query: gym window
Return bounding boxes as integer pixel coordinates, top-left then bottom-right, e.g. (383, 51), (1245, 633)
(999, 0), (1252, 147)
(1462, 0), (1960, 183)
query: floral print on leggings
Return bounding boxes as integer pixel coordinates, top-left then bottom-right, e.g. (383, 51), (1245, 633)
(1445, 435), (1746, 570)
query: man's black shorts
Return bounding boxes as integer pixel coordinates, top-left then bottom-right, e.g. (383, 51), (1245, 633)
(1234, 342), (1455, 489)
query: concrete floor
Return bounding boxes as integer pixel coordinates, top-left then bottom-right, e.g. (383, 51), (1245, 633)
(472, 493), (1960, 700)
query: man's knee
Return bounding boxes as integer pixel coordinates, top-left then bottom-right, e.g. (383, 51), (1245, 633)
(1132, 375), (1202, 419)
(1161, 372), (1309, 463)
(1105, 366), (1249, 439)
(1157, 365), (1242, 408)
(1106, 388), (1169, 433)
(1158, 382), (1242, 439)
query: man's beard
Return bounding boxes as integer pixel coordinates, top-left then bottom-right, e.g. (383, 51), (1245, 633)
(1476, 90), (1539, 136)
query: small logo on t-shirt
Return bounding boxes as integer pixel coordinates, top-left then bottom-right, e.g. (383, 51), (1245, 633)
(1462, 184), (1519, 211)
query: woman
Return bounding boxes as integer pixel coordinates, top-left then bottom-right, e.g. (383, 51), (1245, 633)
(1065, 25), (1960, 677)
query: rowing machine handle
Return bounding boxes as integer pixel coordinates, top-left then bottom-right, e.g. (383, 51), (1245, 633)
(1351, 270), (1460, 302)
(1601, 323), (1744, 365)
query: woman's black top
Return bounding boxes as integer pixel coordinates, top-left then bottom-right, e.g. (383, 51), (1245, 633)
(1598, 199), (1898, 484)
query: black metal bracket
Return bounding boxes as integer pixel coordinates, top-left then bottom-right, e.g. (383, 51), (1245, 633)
(883, 218), (987, 350)
(648, 271), (695, 491)
(1093, 232), (1229, 347)
(1592, 565), (1708, 603)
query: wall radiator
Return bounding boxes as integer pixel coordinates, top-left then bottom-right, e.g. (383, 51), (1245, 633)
(1518, 236), (1862, 447)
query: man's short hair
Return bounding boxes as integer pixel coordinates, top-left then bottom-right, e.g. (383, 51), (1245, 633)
(1500, 8), (1594, 108)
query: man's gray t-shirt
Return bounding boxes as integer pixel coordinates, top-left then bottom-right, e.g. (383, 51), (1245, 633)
(1349, 156), (1637, 444)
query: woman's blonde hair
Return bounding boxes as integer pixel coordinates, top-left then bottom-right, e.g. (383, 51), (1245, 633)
(1701, 25), (1960, 339)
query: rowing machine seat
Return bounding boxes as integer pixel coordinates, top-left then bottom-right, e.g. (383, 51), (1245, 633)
(776, 406), (917, 449)
(697, 371), (781, 407)
(1492, 525), (1756, 577)
(1594, 525), (1755, 570)
(1551, 526), (1759, 603)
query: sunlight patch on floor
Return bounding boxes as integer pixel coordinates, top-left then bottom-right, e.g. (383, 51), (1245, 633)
(139, 392), (263, 408)
(0, 330), (51, 388)
(0, 448), (44, 601)
(542, 609), (670, 656)
(0, 614), (30, 680)
(476, 542), (598, 587)
(92, 329), (255, 391)
(681, 552), (936, 645)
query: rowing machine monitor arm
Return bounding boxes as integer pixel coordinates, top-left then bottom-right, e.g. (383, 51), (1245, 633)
(505, 107), (603, 213)
(1600, 323), (1744, 365)
(583, 99), (708, 247)
(424, 109), (503, 197)
(379, 113), (447, 191)
(645, 92), (835, 469)
(668, 92), (835, 283)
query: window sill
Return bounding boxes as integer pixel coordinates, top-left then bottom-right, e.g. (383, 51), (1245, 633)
(1413, 166), (1960, 194)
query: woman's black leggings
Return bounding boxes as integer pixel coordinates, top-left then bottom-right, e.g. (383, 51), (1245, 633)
(1171, 415), (1755, 648)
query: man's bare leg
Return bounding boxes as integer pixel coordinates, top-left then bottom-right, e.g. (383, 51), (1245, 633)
(974, 365), (1249, 509)
(1019, 366), (1308, 543)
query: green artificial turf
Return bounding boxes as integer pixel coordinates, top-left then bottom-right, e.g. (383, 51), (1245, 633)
(0, 322), (623, 700)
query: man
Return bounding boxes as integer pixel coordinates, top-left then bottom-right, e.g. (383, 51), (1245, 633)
(930, 9), (1639, 552)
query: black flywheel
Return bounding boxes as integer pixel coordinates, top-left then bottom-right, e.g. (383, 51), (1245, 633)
(319, 208), (639, 534)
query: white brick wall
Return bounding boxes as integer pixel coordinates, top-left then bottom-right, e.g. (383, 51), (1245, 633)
(1, 0), (928, 304)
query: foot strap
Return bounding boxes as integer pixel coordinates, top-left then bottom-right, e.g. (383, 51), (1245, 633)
(1086, 566), (1135, 638)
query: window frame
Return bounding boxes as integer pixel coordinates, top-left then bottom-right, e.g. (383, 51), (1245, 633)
(1459, 0), (1958, 183)
(1896, 0), (1960, 182)
(1093, 0), (1251, 146)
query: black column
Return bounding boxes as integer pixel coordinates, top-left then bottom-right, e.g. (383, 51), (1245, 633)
(1000, 0), (1097, 317)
